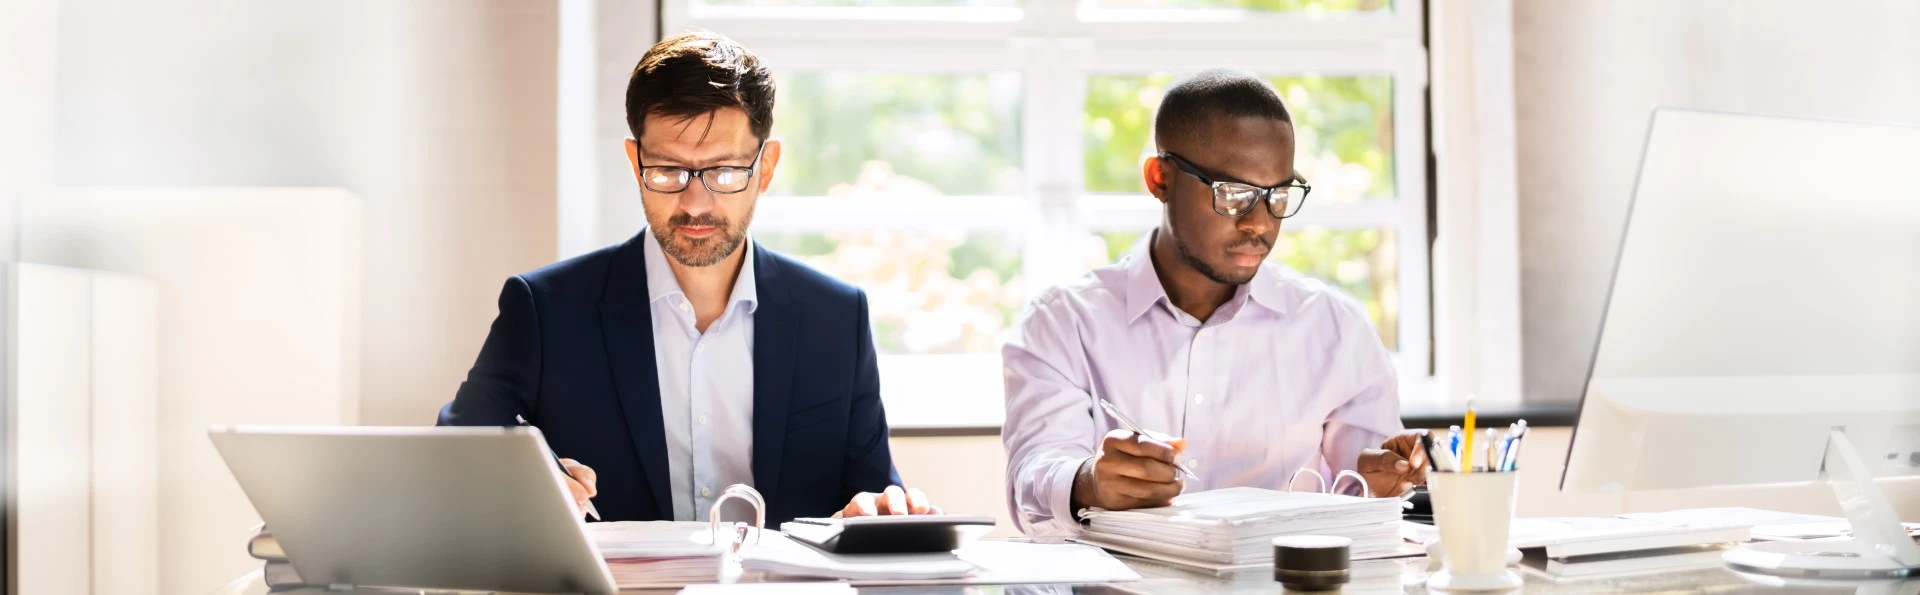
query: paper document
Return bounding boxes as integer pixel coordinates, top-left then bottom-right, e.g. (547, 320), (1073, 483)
(738, 535), (1141, 585)
(1079, 487), (1405, 567)
(678, 583), (854, 595)
(1617, 507), (1920, 541)
(587, 521), (724, 559)
(739, 532), (976, 581)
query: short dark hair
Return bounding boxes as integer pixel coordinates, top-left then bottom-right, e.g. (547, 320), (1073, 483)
(625, 30), (776, 143)
(1153, 69), (1292, 151)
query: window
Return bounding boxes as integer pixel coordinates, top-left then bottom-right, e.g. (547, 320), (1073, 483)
(666, 0), (1431, 427)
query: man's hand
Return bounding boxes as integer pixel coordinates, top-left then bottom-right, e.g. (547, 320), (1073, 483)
(1356, 431), (1428, 498)
(559, 458), (598, 512)
(841, 486), (942, 517)
(1070, 429), (1187, 512)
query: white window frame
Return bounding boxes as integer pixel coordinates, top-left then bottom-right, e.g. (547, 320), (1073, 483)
(663, 0), (1438, 428)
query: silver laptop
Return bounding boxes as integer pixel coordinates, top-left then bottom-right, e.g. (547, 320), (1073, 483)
(209, 425), (618, 594)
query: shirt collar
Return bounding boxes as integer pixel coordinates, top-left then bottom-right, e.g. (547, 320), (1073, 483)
(1121, 229), (1290, 324)
(641, 227), (759, 315)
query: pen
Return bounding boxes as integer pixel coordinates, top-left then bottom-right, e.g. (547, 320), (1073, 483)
(1438, 438), (1460, 472)
(1097, 399), (1200, 481)
(1447, 426), (1462, 459)
(1485, 429), (1500, 473)
(1501, 420), (1529, 471)
(1461, 398), (1477, 473)
(1419, 431), (1440, 472)
(518, 415), (601, 521)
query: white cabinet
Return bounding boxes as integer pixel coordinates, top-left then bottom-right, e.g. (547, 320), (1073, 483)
(10, 264), (160, 595)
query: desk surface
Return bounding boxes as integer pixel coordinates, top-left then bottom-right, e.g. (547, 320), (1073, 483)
(211, 550), (1919, 595)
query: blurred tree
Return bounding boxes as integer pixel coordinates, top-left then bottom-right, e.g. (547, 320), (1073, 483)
(1094, 0), (1390, 11)
(770, 73), (1022, 196)
(702, 0), (1015, 7)
(1083, 74), (1393, 200)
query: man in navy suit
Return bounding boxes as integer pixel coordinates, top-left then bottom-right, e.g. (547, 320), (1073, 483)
(439, 31), (935, 524)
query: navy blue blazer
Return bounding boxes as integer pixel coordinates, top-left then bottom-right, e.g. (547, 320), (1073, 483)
(438, 233), (902, 524)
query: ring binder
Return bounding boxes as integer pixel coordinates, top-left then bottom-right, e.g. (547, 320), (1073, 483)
(1286, 467), (1374, 499)
(708, 484), (766, 553)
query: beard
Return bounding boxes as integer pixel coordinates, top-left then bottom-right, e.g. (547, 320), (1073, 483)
(1172, 231), (1267, 285)
(650, 210), (752, 268)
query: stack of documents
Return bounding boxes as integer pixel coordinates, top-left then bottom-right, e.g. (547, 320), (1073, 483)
(1521, 546), (1728, 582)
(1401, 516), (1751, 559)
(739, 533), (976, 581)
(1617, 507), (1920, 541)
(1077, 487), (1405, 571)
(588, 521), (726, 587)
(739, 536), (1141, 585)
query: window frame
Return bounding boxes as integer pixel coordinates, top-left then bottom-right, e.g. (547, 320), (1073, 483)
(665, 0), (1437, 428)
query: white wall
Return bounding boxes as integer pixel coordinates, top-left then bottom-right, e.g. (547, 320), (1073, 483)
(559, 0), (659, 256)
(53, 0), (561, 427)
(1512, 0), (1920, 404)
(0, 0), (58, 259)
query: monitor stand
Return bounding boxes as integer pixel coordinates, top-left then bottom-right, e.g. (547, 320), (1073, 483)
(1723, 429), (1920, 579)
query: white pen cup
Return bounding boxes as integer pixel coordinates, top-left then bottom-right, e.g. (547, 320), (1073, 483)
(1426, 470), (1522, 591)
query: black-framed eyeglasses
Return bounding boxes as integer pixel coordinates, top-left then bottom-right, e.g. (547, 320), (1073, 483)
(638, 142), (767, 194)
(1159, 151), (1312, 220)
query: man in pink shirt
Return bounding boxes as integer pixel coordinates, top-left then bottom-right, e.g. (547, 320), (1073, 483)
(1002, 70), (1427, 537)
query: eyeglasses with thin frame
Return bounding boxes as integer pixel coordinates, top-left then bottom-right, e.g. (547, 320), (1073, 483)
(1159, 151), (1311, 220)
(638, 142), (767, 194)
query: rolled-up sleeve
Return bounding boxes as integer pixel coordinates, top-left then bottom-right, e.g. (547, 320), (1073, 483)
(1001, 294), (1100, 538)
(1319, 295), (1403, 484)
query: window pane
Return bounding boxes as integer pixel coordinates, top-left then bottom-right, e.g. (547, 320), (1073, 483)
(1092, 0), (1391, 13)
(767, 73), (1023, 198)
(1083, 74), (1394, 204)
(756, 231), (1026, 354)
(1090, 228), (1398, 349)
(700, 0), (1015, 6)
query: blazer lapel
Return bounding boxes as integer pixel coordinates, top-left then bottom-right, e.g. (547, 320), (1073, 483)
(598, 236), (674, 520)
(750, 244), (799, 506)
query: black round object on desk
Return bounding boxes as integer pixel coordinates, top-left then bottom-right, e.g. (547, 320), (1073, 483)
(1272, 535), (1351, 591)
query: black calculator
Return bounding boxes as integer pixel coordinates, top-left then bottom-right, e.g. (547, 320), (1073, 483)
(781, 515), (997, 554)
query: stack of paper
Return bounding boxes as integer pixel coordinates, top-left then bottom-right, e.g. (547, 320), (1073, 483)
(588, 521), (726, 587)
(1077, 487), (1404, 571)
(738, 533), (977, 581)
(1617, 507), (1920, 541)
(1522, 546), (1727, 582)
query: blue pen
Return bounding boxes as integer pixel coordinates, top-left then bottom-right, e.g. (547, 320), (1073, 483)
(1500, 421), (1529, 471)
(1448, 426), (1462, 459)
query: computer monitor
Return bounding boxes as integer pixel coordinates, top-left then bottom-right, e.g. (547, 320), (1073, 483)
(1560, 108), (1920, 577)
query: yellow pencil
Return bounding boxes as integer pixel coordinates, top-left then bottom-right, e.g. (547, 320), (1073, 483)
(1462, 397), (1477, 473)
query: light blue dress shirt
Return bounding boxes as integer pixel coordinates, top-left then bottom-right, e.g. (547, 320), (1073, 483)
(642, 229), (758, 521)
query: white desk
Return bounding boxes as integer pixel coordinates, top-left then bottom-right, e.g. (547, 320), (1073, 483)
(209, 548), (1920, 594)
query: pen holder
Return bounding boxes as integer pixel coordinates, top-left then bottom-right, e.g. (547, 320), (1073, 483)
(1426, 471), (1522, 591)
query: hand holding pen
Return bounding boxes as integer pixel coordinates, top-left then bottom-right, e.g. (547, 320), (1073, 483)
(519, 415), (601, 520)
(1358, 430), (1431, 497)
(1069, 399), (1195, 512)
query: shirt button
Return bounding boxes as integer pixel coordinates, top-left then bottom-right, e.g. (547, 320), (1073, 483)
(1188, 459), (1200, 470)
(697, 343), (708, 353)
(1192, 393), (1204, 404)
(697, 414), (709, 426)
(679, 301), (691, 313)
(700, 486), (712, 498)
